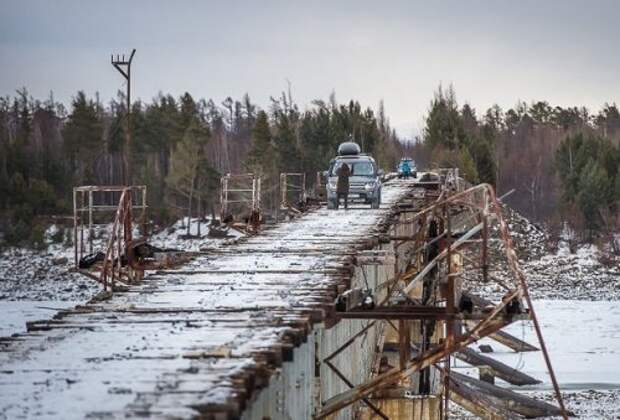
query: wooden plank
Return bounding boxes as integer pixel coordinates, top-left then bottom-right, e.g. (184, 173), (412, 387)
(451, 371), (571, 417)
(455, 347), (541, 386)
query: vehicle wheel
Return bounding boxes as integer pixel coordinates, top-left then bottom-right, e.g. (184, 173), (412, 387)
(413, 171), (417, 178)
(371, 192), (381, 209)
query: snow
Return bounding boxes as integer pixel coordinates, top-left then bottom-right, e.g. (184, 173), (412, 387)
(149, 217), (244, 252)
(0, 217), (245, 302)
(0, 301), (80, 337)
(0, 247), (99, 301)
(0, 178), (414, 419)
(2, 178), (618, 419)
(466, 204), (620, 302)
(451, 300), (620, 419)
(461, 300), (620, 390)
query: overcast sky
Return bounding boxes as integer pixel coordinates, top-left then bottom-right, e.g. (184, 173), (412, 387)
(1, 0), (618, 137)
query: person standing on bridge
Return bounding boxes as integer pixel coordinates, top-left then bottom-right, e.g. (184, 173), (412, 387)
(336, 162), (351, 209)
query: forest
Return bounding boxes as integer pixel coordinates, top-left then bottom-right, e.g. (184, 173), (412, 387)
(422, 86), (620, 250)
(0, 88), (407, 247)
(0, 85), (618, 250)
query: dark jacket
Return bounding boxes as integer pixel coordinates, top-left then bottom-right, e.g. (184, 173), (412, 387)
(336, 163), (351, 194)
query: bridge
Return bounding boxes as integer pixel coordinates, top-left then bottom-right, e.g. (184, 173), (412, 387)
(0, 175), (567, 419)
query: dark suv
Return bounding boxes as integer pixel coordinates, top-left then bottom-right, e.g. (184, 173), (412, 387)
(325, 143), (383, 209)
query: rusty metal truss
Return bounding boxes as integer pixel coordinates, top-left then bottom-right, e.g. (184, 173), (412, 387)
(220, 173), (261, 232)
(317, 182), (569, 420)
(280, 172), (307, 215)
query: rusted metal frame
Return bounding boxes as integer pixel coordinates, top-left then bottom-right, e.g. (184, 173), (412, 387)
(482, 185), (569, 419)
(323, 320), (376, 362)
(398, 230), (445, 256)
(221, 174), (262, 230)
(379, 212), (439, 305)
(316, 318), (512, 419)
(481, 213), (488, 283)
(388, 184), (482, 227)
(73, 188), (78, 267)
(400, 221), (483, 297)
(323, 360), (389, 420)
(401, 185), (530, 299)
(398, 320), (410, 370)
(370, 320), (388, 379)
(444, 203), (454, 420)
(337, 311), (454, 321)
(100, 188), (130, 291)
(88, 190), (93, 254)
(280, 172), (307, 210)
(315, 290), (520, 419)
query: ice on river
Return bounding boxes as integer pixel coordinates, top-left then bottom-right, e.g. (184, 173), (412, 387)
(461, 300), (620, 390)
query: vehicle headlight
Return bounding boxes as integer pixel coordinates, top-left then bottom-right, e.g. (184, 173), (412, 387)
(364, 182), (375, 191)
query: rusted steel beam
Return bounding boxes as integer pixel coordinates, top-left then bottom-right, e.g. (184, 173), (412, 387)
(401, 221), (483, 296)
(335, 306), (452, 320)
(463, 293), (539, 352)
(324, 321), (376, 362)
(398, 320), (410, 370)
(324, 360), (389, 420)
(315, 291), (520, 419)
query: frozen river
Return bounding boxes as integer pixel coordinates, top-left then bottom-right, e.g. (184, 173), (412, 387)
(459, 299), (620, 390)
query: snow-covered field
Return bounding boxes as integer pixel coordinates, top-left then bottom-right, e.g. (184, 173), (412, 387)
(0, 181), (413, 419)
(0, 218), (243, 302)
(451, 300), (620, 419)
(1, 195), (619, 418)
(453, 300), (620, 391)
(467, 205), (620, 302)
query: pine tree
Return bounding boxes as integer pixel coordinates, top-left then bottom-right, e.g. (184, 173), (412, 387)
(62, 91), (103, 184)
(577, 159), (612, 233)
(246, 111), (274, 172)
(166, 118), (211, 236)
(424, 84), (464, 150)
(469, 136), (496, 184)
(273, 110), (300, 173)
(459, 147), (479, 184)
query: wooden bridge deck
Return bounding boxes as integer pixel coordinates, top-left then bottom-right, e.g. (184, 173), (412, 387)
(0, 180), (416, 419)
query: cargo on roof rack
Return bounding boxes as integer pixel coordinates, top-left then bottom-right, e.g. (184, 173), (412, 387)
(337, 142), (361, 156)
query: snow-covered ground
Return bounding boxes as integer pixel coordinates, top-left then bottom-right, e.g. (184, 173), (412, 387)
(1, 191), (618, 418)
(451, 300), (620, 419)
(0, 181), (413, 419)
(0, 218), (244, 302)
(0, 217), (244, 342)
(461, 300), (620, 390)
(0, 300), (80, 337)
(467, 205), (620, 302)
(149, 217), (244, 251)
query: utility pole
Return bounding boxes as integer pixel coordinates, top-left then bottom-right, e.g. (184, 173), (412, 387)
(111, 48), (136, 186)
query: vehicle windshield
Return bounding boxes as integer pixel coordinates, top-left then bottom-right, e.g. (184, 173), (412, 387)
(330, 160), (375, 177)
